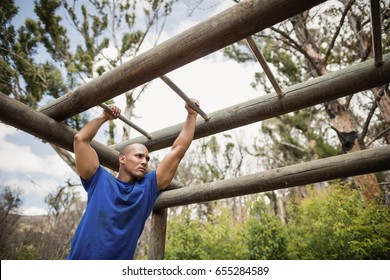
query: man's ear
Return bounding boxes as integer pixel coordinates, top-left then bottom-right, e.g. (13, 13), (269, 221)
(119, 155), (126, 165)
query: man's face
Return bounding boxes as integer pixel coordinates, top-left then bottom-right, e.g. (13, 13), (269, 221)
(119, 144), (150, 179)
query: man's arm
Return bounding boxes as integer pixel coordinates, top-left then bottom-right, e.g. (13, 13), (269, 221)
(74, 106), (120, 180)
(156, 100), (199, 190)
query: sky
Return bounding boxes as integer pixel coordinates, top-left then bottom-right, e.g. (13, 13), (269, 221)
(0, 0), (264, 215)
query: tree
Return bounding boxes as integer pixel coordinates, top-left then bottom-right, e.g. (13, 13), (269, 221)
(1, 1), (178, 257)
(0, 185), (23, 259)
(247, 107), (341, 220)
(1, 0), (178, 171)
(38, 181), (85, 259)
(224, 0), (390, 201)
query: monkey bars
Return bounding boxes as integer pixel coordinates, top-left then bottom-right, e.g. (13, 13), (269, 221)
(1, 0), (389, 260)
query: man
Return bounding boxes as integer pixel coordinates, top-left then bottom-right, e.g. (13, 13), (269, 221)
(66, 99), (199, 259)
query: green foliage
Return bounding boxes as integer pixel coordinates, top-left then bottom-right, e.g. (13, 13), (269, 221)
(121, 31), (143, 55)
(16, 244), (41, 260)
(223, 42), (253, 64)
(34, 0), (68, 62)
(200, 208), (246, 260)
(165, 184), (390, 260)
(287, 184), (390, 259)
(165, 210), (204, 260)
(165, 207), (246, 260)
(245, 198), (288, 260)
(2, 0), (177, 117)
(280, 109), (340, 159)
(264, 47), (303, 86)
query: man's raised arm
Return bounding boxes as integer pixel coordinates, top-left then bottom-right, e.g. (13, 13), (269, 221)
(156, 99), (199, 190)
(74, 106), (121, 180)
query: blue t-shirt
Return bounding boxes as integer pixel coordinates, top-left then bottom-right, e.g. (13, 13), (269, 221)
(66, 166), (160, 260)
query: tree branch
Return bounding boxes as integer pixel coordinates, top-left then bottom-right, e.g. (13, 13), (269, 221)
(270, 26), (318, 72)
(324, 0), (355, 64)
(366, 127), (390, 147)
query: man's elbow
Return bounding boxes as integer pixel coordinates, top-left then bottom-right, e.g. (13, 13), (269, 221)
(73, 132), (89, 150)
(74, 133), (81, 145)
(74, 132), (88, 144)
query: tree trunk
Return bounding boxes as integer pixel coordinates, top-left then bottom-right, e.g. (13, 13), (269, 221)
(122, 91), (136, 142)
(290, 6), (382, 201)
(378, 87), (390, 124)
(341, 0), (390, 125)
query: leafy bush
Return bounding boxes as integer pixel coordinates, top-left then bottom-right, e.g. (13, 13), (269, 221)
(245, 199), (288, 260)
(286, 184), (390, 259)
(165, 207), (246, 260)
(165, 184), (390, 260)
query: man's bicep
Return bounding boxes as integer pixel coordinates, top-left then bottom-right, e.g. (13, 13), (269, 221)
(74, 140), (100, 180)
(156, 149), (182, 190)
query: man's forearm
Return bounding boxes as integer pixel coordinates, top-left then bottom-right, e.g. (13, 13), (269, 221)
(172, 113), (197, 155)
(76, 114), (108, 143)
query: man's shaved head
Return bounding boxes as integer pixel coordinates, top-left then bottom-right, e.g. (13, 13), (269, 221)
(119, 143), (148, 156)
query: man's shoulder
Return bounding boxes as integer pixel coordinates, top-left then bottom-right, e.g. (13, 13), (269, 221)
(96, 165), (111, 176)
(140, 169), (158, 189)
(143, 169), (156, 182)
(88, 166), (115, 182)
(146, 169), (156, 176)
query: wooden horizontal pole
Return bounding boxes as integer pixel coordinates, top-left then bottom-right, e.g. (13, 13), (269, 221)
(0, 94), (183, 190)
(154, 145), (390, 209)
(111, 53), (390, 153)
(38, 0), (327, 121)
(0, 93), (120, 171)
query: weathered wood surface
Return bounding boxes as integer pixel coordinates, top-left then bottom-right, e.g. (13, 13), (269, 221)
(160, 75), (210, 120)
(2, 54), (389, 172)
(0, 94), (120, 171)
(112, 53), (390, 152)
(246, 36), (283, 97)
(147, 209), (168, 260)
(3, 53), (389, 161)
(38, 0), (327, 121)
(154, 145), (390, 209)
(370, 0), (383, 65)
(0, 93), (184, 189)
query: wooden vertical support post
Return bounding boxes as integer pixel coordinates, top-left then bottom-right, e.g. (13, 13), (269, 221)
(147, 208), (168, 260)
(370, 0), (383, 66)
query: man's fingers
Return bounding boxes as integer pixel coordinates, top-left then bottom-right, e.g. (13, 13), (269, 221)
(107, 105), (121, 118)
(192, 98), (200, 107)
